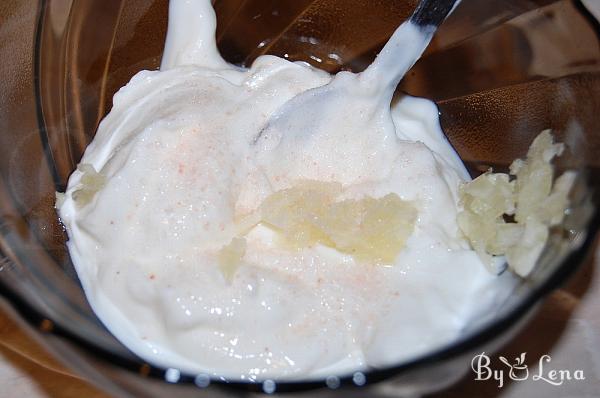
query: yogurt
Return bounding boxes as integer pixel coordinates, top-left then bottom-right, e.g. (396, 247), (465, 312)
(57, 0), (499, 380)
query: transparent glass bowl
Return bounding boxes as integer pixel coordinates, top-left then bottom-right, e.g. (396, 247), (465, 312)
(0, 0), (599, 396)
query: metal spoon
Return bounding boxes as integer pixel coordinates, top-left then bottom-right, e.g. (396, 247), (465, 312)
(254, 0), (459, 145)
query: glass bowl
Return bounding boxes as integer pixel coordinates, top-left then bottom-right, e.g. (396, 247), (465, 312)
(1, 0), (599, 396)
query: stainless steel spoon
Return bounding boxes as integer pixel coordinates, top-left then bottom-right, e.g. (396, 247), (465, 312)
(254, 0), (459, 145)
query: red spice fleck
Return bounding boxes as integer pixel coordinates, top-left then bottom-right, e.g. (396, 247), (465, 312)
(110, 220), (114, 225)
(178, 163), (185, 174)
(149, 274), (156, 280)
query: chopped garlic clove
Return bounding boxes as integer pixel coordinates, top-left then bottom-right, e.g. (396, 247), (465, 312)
(488, 223), (524, 255)
(458, 130), (574, 277)
(259, 180), (341, 247)
(321, 194), (417, 263)
(217, 237), (247, 282)
(256, 180), (416, 264)
(535, 171), (577, 226)
(512, 131), (564, 223)
(505, 220), (549, 277)
(72, 163), (106, 208)
(457, 209), (497, 254)
(460, 172), (515, 218)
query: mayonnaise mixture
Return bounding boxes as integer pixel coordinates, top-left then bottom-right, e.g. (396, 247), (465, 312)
(57, 0), (501, 380)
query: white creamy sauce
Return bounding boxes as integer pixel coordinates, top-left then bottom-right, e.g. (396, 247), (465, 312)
(58, 0), (501, 381)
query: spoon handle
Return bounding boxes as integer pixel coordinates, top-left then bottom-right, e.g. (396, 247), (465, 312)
(411, 0), (459, 28)
(359, 0), (459, 95)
